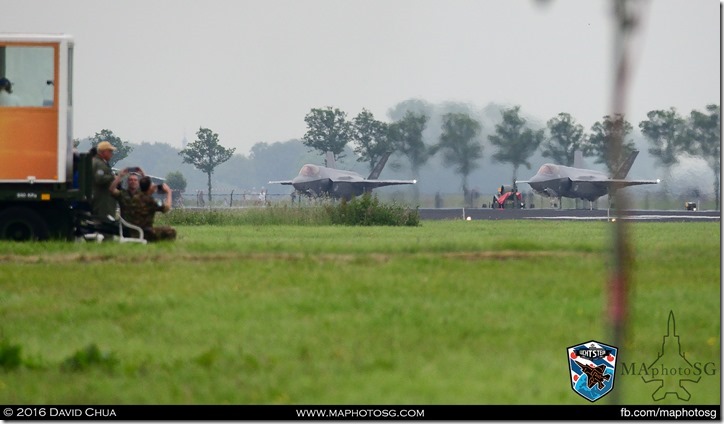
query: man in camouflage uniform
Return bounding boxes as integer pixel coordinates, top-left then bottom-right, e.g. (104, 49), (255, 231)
(123, 176), (177, 242)
(109, 167), (144, 222)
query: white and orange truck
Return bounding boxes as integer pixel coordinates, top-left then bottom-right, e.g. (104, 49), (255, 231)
(0, 33), (98, 241)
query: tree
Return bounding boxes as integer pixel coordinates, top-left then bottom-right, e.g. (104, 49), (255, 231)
(543, 112), (586, 166)
(91, 129), (132, 167)
(352, 109), (392, 172)
(249, 140), (312, 190)
(165, 171), (187, 192)
(688, 104), (720, 209)
(638, 108), (688, 168)
(434, 112), (483, 206)
(179, 127), (236, 203)
(302, 107), (352, 164)
(488, 106), (545, 184)
(388, 111), (430, 174)
(387, 98), (432, 121)
(583, 114), (635, 173)
(388, 111), (430, 204)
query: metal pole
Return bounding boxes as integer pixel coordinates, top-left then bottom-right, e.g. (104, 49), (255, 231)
(607, 0), (648, 405)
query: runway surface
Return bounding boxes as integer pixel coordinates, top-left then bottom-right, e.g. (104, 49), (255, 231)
(418, 208), (721, 222)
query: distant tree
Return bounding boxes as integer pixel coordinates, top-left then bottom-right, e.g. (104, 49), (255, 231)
(387, 98), (433, 121)
(488, 106), (544, 184)
(249, 140), (311, 189)
(179, 127), (236, 202)
(302, 106), (352, 164)
(639, 107), (688, 168)
(543, 112), (586, 166)
(91, 129), (132, 167)
(388, 111), (430, 175)
(352, 109), (392, 172)
(583, 114), (636, 173)
(688, 104), (721, 209)
(388, 111), (429, 204)
(165, 171), (187, 192)
(434, 112), (483, 206)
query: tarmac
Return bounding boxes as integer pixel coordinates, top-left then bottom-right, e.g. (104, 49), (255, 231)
(418, 208), (721, 222)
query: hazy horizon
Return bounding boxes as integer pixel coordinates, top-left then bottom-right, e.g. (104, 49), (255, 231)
(3, 0), (720, 155)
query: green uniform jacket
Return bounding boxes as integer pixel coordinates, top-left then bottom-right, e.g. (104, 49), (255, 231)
(91, 155), (117, 221)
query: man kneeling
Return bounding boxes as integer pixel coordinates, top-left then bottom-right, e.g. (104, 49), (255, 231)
(124, 176), (177, 242)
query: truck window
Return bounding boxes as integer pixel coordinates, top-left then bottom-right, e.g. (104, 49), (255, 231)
(0, 46), (55, 107)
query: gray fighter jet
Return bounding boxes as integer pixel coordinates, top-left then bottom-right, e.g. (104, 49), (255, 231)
(269, 151), (416, 200)
(516, 150), (659, 208)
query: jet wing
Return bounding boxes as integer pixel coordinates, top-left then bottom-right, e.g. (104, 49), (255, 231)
(268, 180), (293, 185)
(571, 178), (660, 189)
(607, 178), (660, 187)
(357, 179), (417, 189)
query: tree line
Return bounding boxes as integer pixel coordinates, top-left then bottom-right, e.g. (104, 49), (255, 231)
(76, 102), (719, 208)
(301, 104), (720, 207)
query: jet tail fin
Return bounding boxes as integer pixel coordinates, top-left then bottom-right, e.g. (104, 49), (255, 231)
(325, 151), (336, 169)
(368, 151), (392, 180)
(612, 150), (639, 179)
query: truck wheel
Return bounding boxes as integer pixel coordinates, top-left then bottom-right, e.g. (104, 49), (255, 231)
(0, 207), (50, 241)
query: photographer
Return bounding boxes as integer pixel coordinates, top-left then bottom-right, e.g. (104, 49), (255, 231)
(109, 167), (145, 222)
(122, 176), (177, 242)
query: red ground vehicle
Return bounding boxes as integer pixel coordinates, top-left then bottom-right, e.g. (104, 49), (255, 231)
(491, 185), (525, 209)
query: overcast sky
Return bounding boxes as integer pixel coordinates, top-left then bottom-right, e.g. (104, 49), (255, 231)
(2, 0), (720, 155)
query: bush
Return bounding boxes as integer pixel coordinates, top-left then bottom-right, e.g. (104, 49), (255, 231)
(325, 193), (420, 226)
(0, 338), (22, 370)
(61, 344), (118, 372)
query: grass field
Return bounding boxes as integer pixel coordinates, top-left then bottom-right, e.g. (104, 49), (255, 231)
(0, 219), (719, 405)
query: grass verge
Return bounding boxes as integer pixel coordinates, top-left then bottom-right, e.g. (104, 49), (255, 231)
(0, 221), (719, 404)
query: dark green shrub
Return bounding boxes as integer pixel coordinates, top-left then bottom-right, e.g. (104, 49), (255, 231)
(61, 344), (119, 372)
(0, 338), (22, 370)
(325, 193), (420, 226)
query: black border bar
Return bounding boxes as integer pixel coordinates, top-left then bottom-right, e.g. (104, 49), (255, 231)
(1, 405), (721, 421)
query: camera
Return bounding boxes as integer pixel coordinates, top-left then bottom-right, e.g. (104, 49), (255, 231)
(127, 167), (140, 173)
(156, 183), (165, 193)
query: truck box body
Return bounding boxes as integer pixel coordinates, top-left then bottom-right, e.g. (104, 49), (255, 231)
(0, 33), (92, 240)
(0, 34), (72, 184)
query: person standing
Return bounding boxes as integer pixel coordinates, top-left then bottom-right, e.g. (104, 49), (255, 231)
(91, 141), (117, 222)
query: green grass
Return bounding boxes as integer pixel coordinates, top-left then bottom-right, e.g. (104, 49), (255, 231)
(0, 220), (719, 405)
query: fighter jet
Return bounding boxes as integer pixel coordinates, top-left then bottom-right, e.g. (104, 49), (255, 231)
(516, 150), (659, 208)
(575, 361), (611, 390)
(269, 151), (416, 200)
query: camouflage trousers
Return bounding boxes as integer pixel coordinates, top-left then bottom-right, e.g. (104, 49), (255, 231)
(144, 226), (177, 242)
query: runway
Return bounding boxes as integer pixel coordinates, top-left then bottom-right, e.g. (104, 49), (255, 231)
(418, 208), (721, 222)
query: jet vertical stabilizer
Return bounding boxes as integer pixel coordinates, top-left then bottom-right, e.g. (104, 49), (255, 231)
(325, 151), (336, 169)
(612, 150), (639, 179)
(367, 151), (392, 180)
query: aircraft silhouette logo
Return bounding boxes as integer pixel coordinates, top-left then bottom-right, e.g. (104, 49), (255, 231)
(641, 311), (701, 401)
(567, 340), (618, 402)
